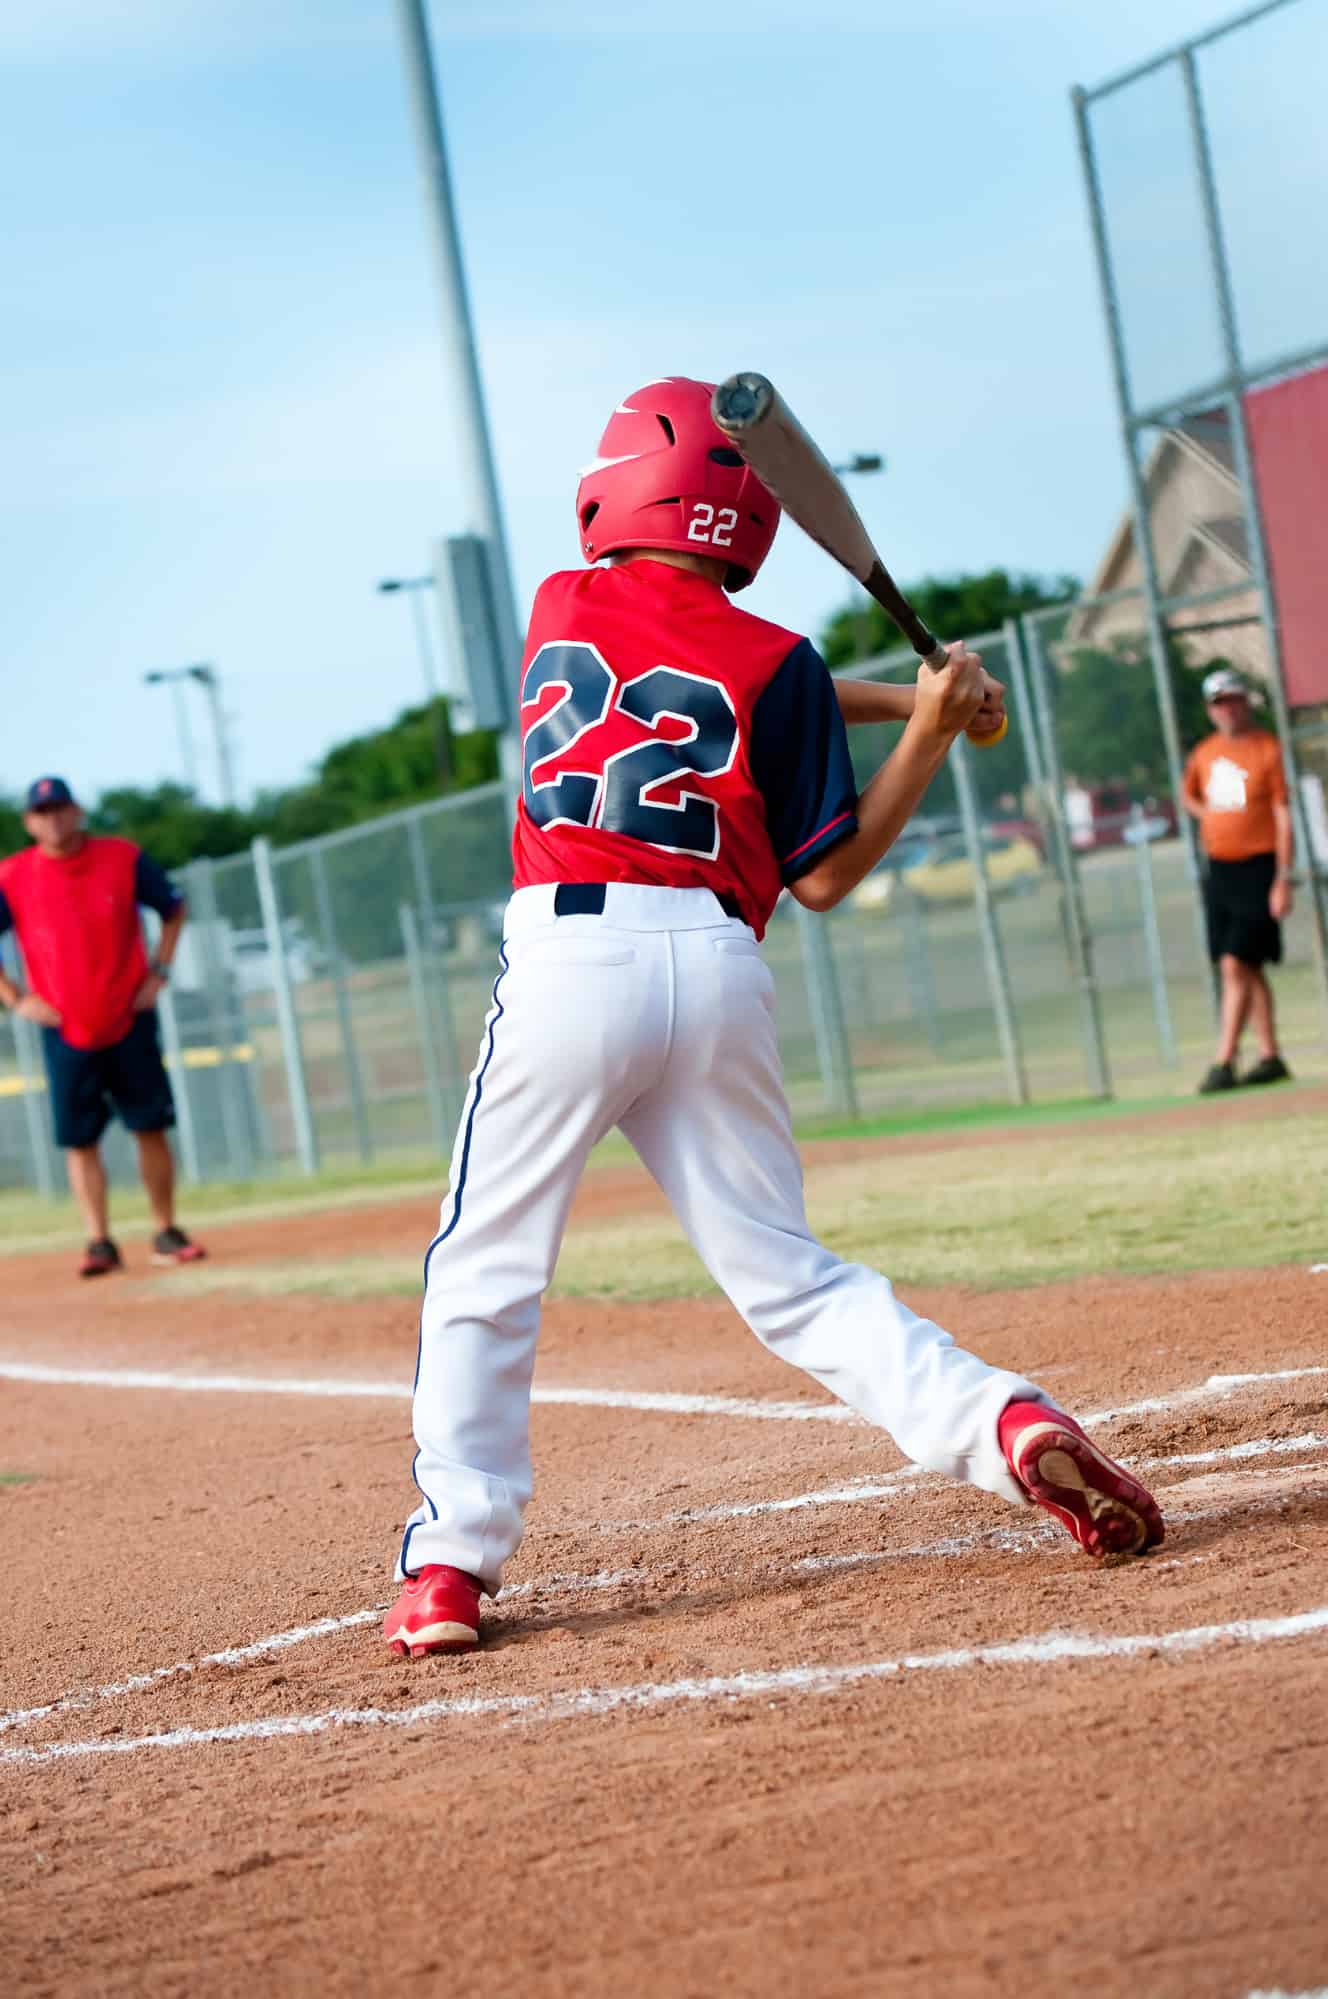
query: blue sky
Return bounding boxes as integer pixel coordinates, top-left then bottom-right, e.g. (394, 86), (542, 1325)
(3, 0), (1318, 805)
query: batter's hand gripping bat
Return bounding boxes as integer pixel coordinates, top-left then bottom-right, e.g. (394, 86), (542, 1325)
(711, 372), (1008, 747)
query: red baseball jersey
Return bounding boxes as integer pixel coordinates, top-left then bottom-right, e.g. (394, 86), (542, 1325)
(0, 837), (181, 1050)
(511, 560), (858, 937)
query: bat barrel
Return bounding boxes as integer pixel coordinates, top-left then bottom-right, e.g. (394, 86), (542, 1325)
(712, 373), (775, 435)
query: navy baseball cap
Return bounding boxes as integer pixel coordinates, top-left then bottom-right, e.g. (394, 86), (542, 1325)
(25, 775), (76, 811)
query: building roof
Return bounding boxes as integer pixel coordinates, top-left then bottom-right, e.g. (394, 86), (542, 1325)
(1173, 410), (1237, 476)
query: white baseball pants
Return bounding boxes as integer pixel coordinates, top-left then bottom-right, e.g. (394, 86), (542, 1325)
(399, 884), (1045, 1589)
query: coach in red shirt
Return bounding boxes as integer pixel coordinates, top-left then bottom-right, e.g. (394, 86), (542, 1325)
(0, 776), (206, 1277)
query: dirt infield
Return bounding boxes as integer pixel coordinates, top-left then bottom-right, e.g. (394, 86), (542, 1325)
(3, 1186), (1328, 1995)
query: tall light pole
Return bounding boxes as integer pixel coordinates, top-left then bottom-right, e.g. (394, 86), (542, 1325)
(830, 454), (886, 660)
(392, 0), (523, 788)
(187, 664), (236, 809)
(144, 668), (201, 797)
(377, 575), (449, 783)
(377, 575), (442, 701)
(144, 663), (235, 806)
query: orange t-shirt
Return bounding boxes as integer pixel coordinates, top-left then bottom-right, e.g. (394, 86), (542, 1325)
(1182, 730), (1287, 862)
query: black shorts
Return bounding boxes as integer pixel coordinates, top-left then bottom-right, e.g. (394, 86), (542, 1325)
(1205, 852), (1282, 968)
(42, 1011), (177, 1150)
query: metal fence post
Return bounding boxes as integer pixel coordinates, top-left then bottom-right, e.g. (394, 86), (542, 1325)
(184, 859), (254, 1180)
(7, 1010), (57, 1200)
(407, 813), (463, 1120)
(400, 901), (451, 1155)
(898, 893), (942, 1057)
(1180, 44), (1328, 1041)
(1019, 616), (1114, 1098)
(952, 736), (1029, 1104)
(1002, 616), (1050, 801)
(794, 905), (859, 1120)
(252, 836), (320, 1175)
(1071, 83), (1216, 1011)
(156, 984), (202, 1183)
(1129, 807), (1179, 1068)
(310, 848), (374, 1164)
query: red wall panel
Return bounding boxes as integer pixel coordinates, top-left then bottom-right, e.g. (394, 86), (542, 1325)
(1245, 362), (1328, 708)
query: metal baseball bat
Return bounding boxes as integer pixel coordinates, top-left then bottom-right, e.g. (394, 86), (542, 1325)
(711, 371), (946, 665)
(712, 372), (1009, 745)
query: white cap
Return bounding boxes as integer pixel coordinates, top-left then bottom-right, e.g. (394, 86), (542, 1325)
(1202, 667), (1250, 702)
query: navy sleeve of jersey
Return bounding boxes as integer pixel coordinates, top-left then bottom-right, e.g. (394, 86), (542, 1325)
(749, 639), (858, 882)
(0, 885), (12, 939)
(134, 851), (183, 919)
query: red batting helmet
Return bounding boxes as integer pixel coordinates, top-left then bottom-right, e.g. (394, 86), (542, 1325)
(576, 377), (780, 591)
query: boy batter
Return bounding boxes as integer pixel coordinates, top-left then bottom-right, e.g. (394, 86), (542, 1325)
(386, 378), (1162, 1656)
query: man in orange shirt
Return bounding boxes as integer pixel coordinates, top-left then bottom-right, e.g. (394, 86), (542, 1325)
(1181, 669), (1294, 1093)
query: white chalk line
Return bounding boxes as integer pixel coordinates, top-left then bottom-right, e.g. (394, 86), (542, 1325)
(2, 1358), (1325, 1429)
(1149, 1431), (1328, 1469)
(1248, 1988), (1328, 1998)
(601, 1426), (1328, 1534)
(0, 1361), (852, 1426)
(7, 1603), (1328, 1768)
(0, 1606), (385, 1739)
(5, 1441), (1325, 1746)
(0, 1567), (641, 1742)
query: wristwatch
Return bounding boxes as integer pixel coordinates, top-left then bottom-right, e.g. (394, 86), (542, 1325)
(150, 959), (171, 983)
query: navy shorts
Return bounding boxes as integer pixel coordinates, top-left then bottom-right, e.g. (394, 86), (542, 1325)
(42, 1011), (177, 1150)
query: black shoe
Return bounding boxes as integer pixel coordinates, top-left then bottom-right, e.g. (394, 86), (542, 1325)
(1198, 1062), (1236, 1095)
(79, 1238), (122, 1279)
(1240, 1055), (1291, 1087)
(151, 1225), (207, 1266)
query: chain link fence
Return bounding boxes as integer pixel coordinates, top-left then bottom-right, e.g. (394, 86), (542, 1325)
(3, 607), (1325, 1193)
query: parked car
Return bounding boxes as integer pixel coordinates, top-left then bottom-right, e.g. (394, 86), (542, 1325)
(988, 813), (1047, 859)
(1063, 781), (1178, 851)
(847, 824), (950, 912)
(905, 829), (1043, 904)
(227, 922), (323, 995)
(850, 824), (1042, 911)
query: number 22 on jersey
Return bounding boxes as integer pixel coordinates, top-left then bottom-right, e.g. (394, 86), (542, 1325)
(521, 642), (738, 860)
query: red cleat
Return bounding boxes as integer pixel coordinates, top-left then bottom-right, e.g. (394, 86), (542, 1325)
(385, 1565), (482, 1658)
(1000, 1400), (1164, 1559)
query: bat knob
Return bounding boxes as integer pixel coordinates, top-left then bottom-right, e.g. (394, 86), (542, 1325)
(712, 373), (774, 434)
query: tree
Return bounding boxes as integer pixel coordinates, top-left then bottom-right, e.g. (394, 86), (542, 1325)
(91, 784), (258, 868)
(1051, 634), (1230, 795)
(0, 697), (502, 868)
(0, 796), (25, 858)
(820, 569), (1078, 669)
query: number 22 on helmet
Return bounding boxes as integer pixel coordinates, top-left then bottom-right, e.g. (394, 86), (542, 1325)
(575, 378), (781, 592)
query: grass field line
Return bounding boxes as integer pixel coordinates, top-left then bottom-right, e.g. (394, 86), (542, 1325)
(2, 1357), (1325, 1429)
(5, 1444), (1324, 1745)
(7, 1602), (1328, 1768)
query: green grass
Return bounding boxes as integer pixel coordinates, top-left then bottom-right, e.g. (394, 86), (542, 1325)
(0, 1472), (37, 1487)
(797, 1091), (1192, 1143)
(139, 1098), (1328, 1304)
(0, 1081), (1245, 1254)
(0, 1152), (449, 1253)
(553, 1107), (1328, 1294)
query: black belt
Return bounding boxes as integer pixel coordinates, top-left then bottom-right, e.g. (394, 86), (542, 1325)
(554, 883), (743, 921)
